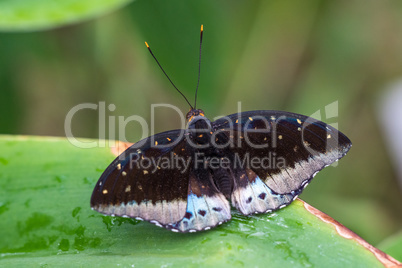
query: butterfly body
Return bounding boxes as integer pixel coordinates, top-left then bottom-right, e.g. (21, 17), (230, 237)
(91, 109), (351, 232)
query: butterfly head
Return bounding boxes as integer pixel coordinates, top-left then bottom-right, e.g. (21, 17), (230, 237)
(186, 109), (212, 131)
(186, 109), (205, 123)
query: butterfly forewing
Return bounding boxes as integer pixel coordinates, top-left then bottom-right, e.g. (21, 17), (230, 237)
(212, 110), (352, 208)
(91, 130), (191, 225)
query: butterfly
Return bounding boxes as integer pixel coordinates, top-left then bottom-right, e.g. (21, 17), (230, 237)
(90, 25), (352, 233)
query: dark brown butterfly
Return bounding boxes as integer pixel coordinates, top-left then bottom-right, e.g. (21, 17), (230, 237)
(91, 25), (351, 233)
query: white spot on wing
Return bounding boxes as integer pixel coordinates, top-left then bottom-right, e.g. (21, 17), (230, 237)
(150, 220), (163, 228)
(125, 185), (131, 192)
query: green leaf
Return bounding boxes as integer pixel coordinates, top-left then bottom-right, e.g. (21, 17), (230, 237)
(0, 0), (134, 32)
(0, 135), (398, 267)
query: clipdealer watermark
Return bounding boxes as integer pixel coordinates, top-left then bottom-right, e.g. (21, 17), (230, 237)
(64, 101), (341, 167)
(128, 151), (286, 174)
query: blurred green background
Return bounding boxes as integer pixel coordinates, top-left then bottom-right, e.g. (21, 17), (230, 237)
(1, 0), (401, 248)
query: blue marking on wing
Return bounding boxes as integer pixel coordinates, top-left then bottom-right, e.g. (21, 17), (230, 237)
(167, 192), (231, 232)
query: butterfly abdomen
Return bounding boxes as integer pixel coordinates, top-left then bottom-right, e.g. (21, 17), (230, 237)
(211, 168), (233, 199)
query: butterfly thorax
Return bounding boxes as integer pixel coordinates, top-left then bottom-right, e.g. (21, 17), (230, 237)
(186, 109), (212, 143)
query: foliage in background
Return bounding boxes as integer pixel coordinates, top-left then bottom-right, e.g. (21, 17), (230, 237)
(378, 231), (402, 263)
(0, 0), (401, 258)
(0, 0), (133, 31)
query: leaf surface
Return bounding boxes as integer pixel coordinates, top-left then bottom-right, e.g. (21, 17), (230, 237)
(0, 136), (399, 267)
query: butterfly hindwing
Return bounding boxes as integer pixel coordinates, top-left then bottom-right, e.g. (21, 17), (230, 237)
(91, 129), (191, 225)
(231, 168), (300, 215)
(166, 166), (231, 232)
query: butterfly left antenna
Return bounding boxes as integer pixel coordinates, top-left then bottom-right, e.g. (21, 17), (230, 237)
(145, 42), (194, 109)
